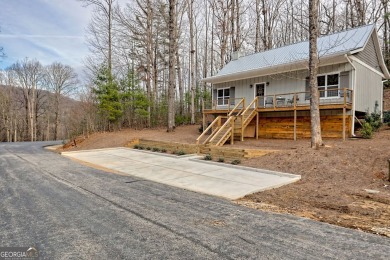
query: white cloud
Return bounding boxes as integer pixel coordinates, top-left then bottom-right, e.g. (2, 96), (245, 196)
(0, 0), (93, 72)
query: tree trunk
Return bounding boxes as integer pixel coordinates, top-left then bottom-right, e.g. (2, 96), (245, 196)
(108, 0), (112, 74)
(235, 0), (240, 51)
(14, 119), (17, 142)
(383, 0), (389, 68)
(54, 95), (59, 140)
(211, 5), (215, 76)
(29, 98), (34, 142)
(188, 0), (196, 124)
(309, 0), (323, 149)
(231, 0), (236, 51)
(176, 47), (184, 116)
(203, 0), (209, 93)
(146, 0), (153, 127)
(255, 0), (261, 52)
(167, 0), (177, 132)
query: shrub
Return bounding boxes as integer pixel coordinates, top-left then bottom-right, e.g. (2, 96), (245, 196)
(146, 147), (151, 150)
(364, 111), (382, 131)
(383, 111), (390, 123)
(360, 122), (373, 139)
(152, 147), (161, 152)
(231, 159), (241, 165)
(138, 146), (145, 150)
(176, 150), (185, 156)
(175, 115), (191, 125)
(218, 157), (225, 163)
(204, 154), (212, 160)
(161, 148), (167, 153)
(133, 144), (139, 149)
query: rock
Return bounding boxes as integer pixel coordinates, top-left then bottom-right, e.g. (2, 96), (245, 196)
(364, 189), (380, 194)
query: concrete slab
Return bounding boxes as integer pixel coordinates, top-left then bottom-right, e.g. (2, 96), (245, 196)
(62, 148), (301, 200)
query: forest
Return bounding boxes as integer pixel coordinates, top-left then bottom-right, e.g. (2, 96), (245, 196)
(0, 0), (389, 142)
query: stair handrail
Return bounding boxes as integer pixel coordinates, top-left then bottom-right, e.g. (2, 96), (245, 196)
(228, 98), (245, 117)
(241, 96), (258, 116)
(196, 116), (225, 144)
(209, 116), (234, 144)
(203, 126), (221, 144)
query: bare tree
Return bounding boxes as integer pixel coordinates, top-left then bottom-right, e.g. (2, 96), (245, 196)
(167, 0), (177, 132)
(187, 0), (196, 124)
(309, 0), (323, 148)
(10, 59), (43, 141)
(255, 0), (261, 52)
(79, 0), (116, 75)
(44, 62), (79, 140)
(382, 0), (389, 69)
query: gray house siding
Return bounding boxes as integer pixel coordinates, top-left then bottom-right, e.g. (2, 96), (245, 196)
(353, 61), (383, 113)
(354, 35), (382, 73)
(213, 63), (353, 106)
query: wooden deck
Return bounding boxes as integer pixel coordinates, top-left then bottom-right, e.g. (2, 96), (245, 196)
(201, 89), (353, 141)
(203, 103), (352, 114)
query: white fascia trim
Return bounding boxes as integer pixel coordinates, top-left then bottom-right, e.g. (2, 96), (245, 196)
(348, 56), (385, 78)
(371, 29), (390, 79)
(349, 48), (364, 55)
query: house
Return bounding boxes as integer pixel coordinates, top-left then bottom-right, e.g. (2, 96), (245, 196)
(197, 24), (390, 146)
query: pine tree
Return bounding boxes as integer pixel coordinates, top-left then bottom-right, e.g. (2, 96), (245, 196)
(93, 66), (123, 130)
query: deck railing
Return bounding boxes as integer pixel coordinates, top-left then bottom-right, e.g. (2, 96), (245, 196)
(203, 88), (352, 112)
(257, 88), (352, 109)
(203, 98), (245, 113)
(196, 115), (227, 144)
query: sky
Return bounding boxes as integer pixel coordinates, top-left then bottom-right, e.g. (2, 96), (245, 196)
(0, 0), (94, 76)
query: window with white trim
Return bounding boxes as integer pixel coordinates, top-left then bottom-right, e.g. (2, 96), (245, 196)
(217, 88), (230, 105)
(318, 73), (339, 98)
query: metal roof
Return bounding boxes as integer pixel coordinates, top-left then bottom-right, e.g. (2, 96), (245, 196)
(205, 24), (382, 83)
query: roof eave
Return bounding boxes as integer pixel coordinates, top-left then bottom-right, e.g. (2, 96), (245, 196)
(202, 53), (349, 84)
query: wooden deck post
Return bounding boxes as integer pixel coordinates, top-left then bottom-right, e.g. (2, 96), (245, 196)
(241, 115), (244, 142)
(256, 112), (259, 140)
(231, 117), (234, 145)
(343, 88), (346, 141)
(203, 114), (206, 132)
(343, 107), (346, 141)
(273, 95), (276, 110)
(342, 106), (346, 142)
(293, 94), (297, 141)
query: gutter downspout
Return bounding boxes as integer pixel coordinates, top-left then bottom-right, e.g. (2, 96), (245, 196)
(345, 54), (356, 136)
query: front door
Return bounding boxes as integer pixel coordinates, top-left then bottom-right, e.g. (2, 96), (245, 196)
(255, 83), (265, 106)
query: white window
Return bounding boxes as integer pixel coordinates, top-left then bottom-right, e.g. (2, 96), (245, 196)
(217, 88), (230, 105)
(318, 73), (339, 98)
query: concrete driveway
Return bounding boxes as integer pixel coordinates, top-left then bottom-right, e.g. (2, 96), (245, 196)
(62, 148), (300, 199)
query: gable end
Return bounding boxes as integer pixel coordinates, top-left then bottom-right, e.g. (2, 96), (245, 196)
(354, 34), (382, 73)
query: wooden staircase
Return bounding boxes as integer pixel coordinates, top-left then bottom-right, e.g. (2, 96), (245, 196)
(236, 97), (259, 141)
(197, 97), (259, 146)
(208, 116), (235, 146)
